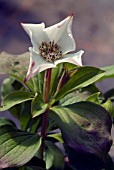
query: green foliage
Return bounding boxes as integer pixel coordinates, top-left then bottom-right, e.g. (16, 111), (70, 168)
(31, 94), (48, 118)
(20, 101), (31, 130)
(0, 125), (41, 169)
(102, 99), (114, 118)
(54, 66), (105, 101)
(47, 133), (63, 143)
(86, 92), (101, 104)
(59, 91), (89, 106)
(1, 77), (15, 97)
(45, 141), (64, 170)
(49, 64), (63, 96)
(0, 54), (114, 170)
(51, 102), (112, 169)
(0, 91), (33, 111)
(0, 117), (16, 127)
(101, 65), (114, 79)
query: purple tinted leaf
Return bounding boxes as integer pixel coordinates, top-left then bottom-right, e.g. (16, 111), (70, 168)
(51, 102), (112, 163)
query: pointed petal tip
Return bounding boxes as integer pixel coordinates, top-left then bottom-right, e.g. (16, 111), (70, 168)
(68, 12), (75, 19)
(80, 50), (84, 54)
(20, 22), (25, 27)
(70, 12), (75, 17)
(20, 22), (24, 28)
(20, 22), (27, 30)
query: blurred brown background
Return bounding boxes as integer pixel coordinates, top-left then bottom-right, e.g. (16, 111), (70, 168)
(0, 0), (114, 92)
(0, 0), (114, 159)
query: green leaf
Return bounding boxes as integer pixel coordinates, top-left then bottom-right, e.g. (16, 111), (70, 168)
(0, 52), (33, 91)
(27, 116), (42, 133)
(8, 105), (22, 119)
(31, 74), (40, 93)
(45, 141), (64, 170)
(55, 66), (105, 101)
(31, 73), (44, 94)
(20, 101), (31, 130)
(0, 125), (41, 169)
(64, 62), (79, 71)
(81, 84), (101, 94)
(11, 69), (44, 95)
(31, 94), (48, 118)
(0, 117), (16, 127)
(1, 77), (15, 98)
(59, 91), (89, 106)
(50, 64), (63, 96)
(0, 91), (33, 111)
(47, 133), (63, 143)
(1, 77), (25, 119)
(37, 72), (45, 95)
(101, 65), (114, 79)
(51, 102), (112, 163)
(10, 74), (35, 93)
(86, 92), (101, 104)
(0, 157), (46, 169)
(102, 99), (114, 118)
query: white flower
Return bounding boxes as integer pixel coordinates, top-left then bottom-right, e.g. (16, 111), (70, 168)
(21, 15), (84, 82)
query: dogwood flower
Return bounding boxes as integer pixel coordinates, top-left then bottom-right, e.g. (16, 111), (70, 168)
(21, 15), (84, 82)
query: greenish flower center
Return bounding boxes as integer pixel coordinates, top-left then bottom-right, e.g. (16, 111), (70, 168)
(39, 41), (62, 62)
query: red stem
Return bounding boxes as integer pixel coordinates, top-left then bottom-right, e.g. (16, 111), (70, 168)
(40, 108), (49, 159)
(40, 68), (52, 160)
(43, 68), (52, 103)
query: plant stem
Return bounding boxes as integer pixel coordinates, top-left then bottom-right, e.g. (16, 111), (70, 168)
(43, 68), (52, 103)
(40, 68), (52, 160)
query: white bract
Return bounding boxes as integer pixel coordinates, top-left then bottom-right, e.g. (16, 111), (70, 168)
(21, 15), (84, 82)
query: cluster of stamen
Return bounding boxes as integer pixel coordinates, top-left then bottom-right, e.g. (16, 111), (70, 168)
(39, 41), (62, 62)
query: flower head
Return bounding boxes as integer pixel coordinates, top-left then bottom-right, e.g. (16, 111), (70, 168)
(21, 15), (84, 82)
